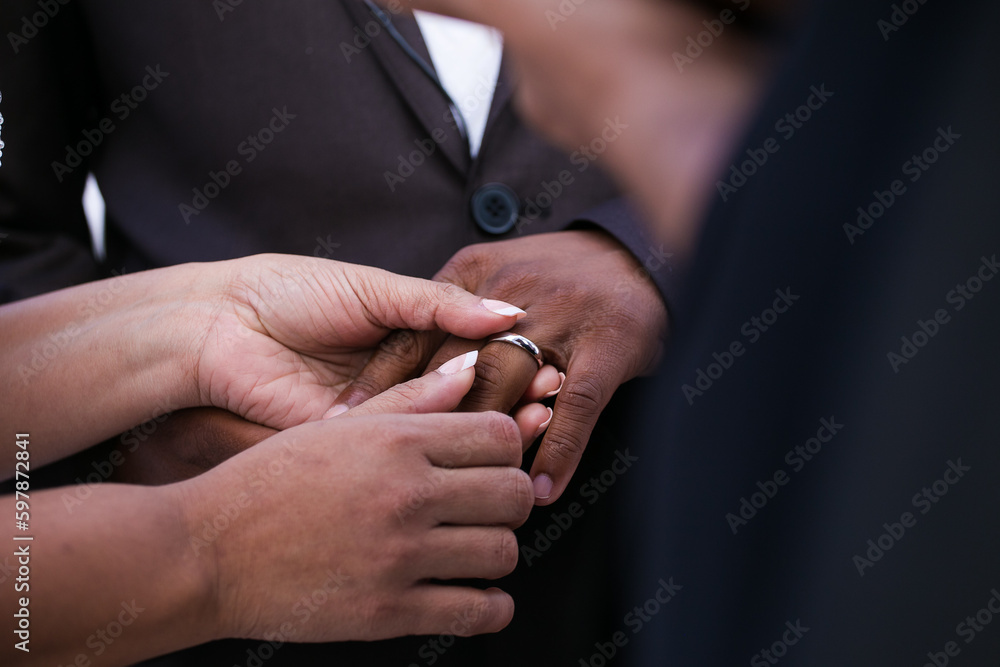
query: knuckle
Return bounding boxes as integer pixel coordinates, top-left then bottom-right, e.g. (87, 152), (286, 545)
(558, 373), (606, 418)
(540, 428), (586, 466)
(507, 470), (534, 526)
(455, 596), (497, 637)
(483, 412), (521, 461)
(468, 354), (510, 402)
(495, 529), (519, 576)
(378, 329), (420, 358)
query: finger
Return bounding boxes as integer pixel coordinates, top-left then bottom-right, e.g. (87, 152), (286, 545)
(512, 403), (552, 450)
(528, 359), (618, 506)
(418, 526), (520, 580)
(521, 365), (564, 403)
(402, 586), (514, 637)
(412, 411), (523, 468)
(425, 466), (533, 527)
(329, 351), (478, 419)
(333, 329), (445, 410)
(456, 336), (540, 414)
(353, 268), (527, 339)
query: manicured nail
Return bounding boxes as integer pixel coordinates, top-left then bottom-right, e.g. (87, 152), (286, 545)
(543, 372), (566, 399)
(533, 474), (553, 500)
(437, 350), (479, 375)
(482, 299), (527, 319)
(533, 407), (554, 439)
(323, 404), (349, 419)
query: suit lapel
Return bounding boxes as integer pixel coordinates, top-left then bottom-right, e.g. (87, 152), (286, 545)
(340, 0), (471, 175)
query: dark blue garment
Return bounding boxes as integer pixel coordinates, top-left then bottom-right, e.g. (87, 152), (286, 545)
(619, 0), (1000, 664)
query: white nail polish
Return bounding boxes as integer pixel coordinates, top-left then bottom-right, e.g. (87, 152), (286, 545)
(482, 299), (527, 318)
(437, 350), (479, 375)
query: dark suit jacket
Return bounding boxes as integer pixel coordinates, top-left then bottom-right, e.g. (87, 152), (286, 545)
(0, 0), (668, 301)
(619, 0), (1000, 664)
(0, 2), (663, 665)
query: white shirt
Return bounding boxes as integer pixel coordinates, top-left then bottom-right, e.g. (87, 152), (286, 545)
(413, 11), (503, 158)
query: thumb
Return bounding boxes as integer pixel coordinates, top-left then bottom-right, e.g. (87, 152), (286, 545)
(354, 269), (527, 339)
(325, 351), (479, 418)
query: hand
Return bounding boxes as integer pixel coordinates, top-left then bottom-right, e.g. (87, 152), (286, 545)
(110, 352), (551, 486)
(192, 253), (529, 430)
(180, 356), (539, 643)
(336, 230), (668, 504)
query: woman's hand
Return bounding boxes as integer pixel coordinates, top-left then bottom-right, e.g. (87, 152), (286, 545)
(1, 254), (528, 469)
(192, 253), (529, 429)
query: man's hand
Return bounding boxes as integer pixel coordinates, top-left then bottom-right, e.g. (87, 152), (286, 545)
(335, 231), (668, 504)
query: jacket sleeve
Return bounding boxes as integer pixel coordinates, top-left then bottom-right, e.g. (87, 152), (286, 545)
(568, 197), (683, 316)
(0, 0), (104, 304)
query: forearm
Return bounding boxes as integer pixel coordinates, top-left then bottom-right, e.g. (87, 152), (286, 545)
(1, 265), (212, 467)
(1, 484), (216, 666)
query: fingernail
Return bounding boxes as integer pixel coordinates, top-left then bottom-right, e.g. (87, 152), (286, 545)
(533, 407), (554, 439)
(437, 350), (479, 375)
(323, 404), (349, 419)
(482, 299), (527, 319)
(533, 474), (553, 500)
(543, 372), (566, 399)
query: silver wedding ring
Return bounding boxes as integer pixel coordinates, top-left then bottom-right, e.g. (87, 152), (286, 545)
(488, 333), (544, 367)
